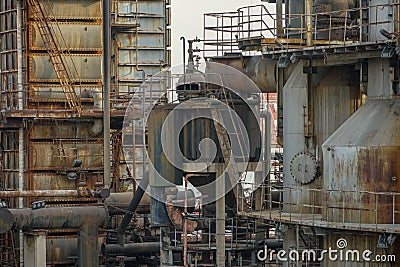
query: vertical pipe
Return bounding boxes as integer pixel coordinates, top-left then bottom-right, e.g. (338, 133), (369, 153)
(17, 0), (24, 110)
(103, 0), (111, 189)
(17, 4), (25, 265)
(216, 172), (226, 267)
(183, 176), (188, 267)
(276, 0), (283, 36)
(116, 174), (149, 245)
(306, 0), (312, 46)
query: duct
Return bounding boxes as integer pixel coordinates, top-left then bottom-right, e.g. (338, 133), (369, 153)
(210, 56), (277, 93)
(116, 174), (149, 245)
(0, 206), (108, 234)
(0, 188), (110, 198)
(0, 206), (108, 266)
(102, 242), (160, 257)
(210, 56), (299, 93)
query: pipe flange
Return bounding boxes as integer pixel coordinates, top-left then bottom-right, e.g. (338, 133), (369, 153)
(289, 152), (318, 185)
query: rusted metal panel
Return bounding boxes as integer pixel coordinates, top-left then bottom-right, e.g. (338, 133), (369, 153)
(30, 142), (103, 170)
(47, 236), (104, 265)
(32, 173), (75, 190)
(116, 32), (164, 47)
(118, 66), (162, 81)
(324, 233), (400, 267)
(29, 0), (101, 20)
(118, 49), (165, 64)
(30, 85), (102, 101)
(29, 22), (102, 51)
(323, 99), (400, 224)
(29, 54), (102, 82)
(30, 120), (103, 139)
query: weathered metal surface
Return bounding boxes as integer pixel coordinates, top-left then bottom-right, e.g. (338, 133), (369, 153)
(30, 142), (103, 169)
(324, 233), (400, 267)
(102, 242), (160, 257)
(105, 192), (151, 215)
(0, 190), (80, 198)
(46, 236), (104, 265)
(30, 120), (103, 139)
(323, 99), (400, 224)
(116, 174), (149, 245)
(30, 85), (103, 102)
(29, 54), (102, 82)
(29, 22), (102, 51)
(0, 206), (107, 234)
(29, 0), (101, 20)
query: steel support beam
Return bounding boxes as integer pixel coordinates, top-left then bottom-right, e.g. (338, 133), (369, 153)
(24, 231), (46, 267)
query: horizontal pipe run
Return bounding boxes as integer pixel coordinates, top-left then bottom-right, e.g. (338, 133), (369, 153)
(0, 206), (108, 234)
(102, 242), (160, 257)
(0, 189), (110, 198)
(105, 192), (151, 215)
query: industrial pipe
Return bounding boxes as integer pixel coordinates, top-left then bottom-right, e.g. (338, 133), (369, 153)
(0, 206), (108, 234)
(102, 0), (111, 189)
(116, 174), (149, 245)
(102, 242), (160, 257)
(0, 189), (110, 198)
(0, 206), (108, 267)
(105, 192), (151, 215)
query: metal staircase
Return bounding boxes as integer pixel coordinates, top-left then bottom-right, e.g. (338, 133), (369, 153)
(27, 0), (81, 114)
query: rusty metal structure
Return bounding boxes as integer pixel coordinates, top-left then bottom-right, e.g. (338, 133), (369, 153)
(1, 0), (400, 266)
(0, 0), (170, 266)
(200, 0), (400, 266)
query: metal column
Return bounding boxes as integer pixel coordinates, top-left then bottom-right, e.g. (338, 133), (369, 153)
(102, 0), (111, 189)
(24, 232), (46, 267)
(216, 172), (226, 267)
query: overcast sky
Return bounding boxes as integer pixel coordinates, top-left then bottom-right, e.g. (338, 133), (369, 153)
(171, 0), (261, 66)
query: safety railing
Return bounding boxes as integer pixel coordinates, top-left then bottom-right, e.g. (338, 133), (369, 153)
(203, 3), (400, 57)
(163, 216), (259, 266)
(240, 182), (400, 234)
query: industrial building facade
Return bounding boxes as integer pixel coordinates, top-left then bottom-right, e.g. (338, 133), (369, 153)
(0, 0), (400, 266)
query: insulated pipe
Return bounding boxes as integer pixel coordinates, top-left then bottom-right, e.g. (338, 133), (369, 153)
(105, 192), (151, 215)
(0, 206), (108, 234)
(0, 189), (110, 198)
(102, 242), (160, 257)
(102, 0), (111, 189)
(17, 0), (24, 110)
(116, 174), (149, 245)
(0, 206), (108, 267)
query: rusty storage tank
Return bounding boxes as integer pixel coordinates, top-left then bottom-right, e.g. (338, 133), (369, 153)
(322, 55), (400, 226)
(322, 99), (400, 224)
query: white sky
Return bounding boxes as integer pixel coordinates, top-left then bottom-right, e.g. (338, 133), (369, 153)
(171, 0), (261, 66)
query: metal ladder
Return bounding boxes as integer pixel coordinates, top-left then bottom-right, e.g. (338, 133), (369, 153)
(27, 0), (81, 114)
